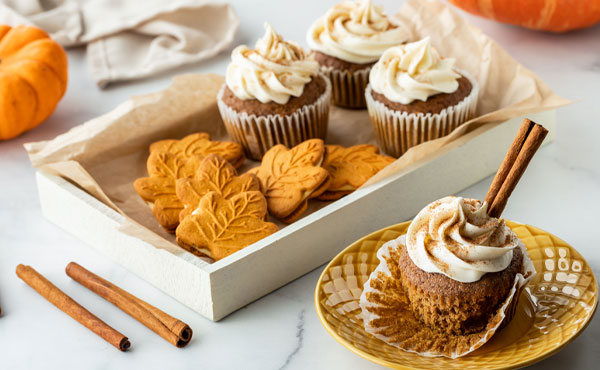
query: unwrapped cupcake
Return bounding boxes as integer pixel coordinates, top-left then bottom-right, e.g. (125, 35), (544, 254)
(307, 0), (410, 109)
(360, 196), (535, 358)
(218, 23), (331, 160)
(366, 37), (479, 157)
(359, 119), (547, 357)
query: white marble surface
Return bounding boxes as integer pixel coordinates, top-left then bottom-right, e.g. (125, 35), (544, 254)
(1, 1), (599, 369)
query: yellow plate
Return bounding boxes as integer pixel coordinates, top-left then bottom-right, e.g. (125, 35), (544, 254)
(315, 221), (598, 370)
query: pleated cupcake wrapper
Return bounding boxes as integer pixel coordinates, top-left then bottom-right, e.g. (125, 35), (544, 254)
(320, 65), (370, 109)
(359, 235), (535, 359)
(217, 74), (331, 160)
(365, 70), (479, 158)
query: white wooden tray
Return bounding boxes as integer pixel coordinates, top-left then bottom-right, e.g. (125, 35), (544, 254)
(36, 110), (556, 321)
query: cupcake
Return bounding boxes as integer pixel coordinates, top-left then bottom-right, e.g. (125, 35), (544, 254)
(401, 196), (527, 335)
(307, 0), (410, 108)
(365, 37), (479, 157)
(359, 120), (545, 357)
(360, 196), (535, 357)
(218, 23), (331, 160)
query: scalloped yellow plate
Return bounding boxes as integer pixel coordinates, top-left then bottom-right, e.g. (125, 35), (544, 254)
(315, 220), (598, 370)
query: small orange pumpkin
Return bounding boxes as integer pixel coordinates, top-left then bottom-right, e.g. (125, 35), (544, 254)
(449, 0), (600, 32)
(0, 25), (68, 140)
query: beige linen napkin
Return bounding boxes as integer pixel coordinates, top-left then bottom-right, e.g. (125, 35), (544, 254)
(0, 0), (239, 87)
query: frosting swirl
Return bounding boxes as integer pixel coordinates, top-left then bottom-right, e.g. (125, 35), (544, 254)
(226, 23), (318, 104)
(369, 37), (460, 104)
(406, 196), (519, 283)
(307, 0), (410, 64)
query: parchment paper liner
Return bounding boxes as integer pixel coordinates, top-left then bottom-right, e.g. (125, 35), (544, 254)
(359, 234), (536, 358)
(216, 73), (331, 160)
(319, 64), (371, 109)
(366, 70), (479, 157)
(23, 0), (569, 263)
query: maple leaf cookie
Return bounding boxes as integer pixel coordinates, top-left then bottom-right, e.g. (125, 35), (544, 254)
(150, 132), (245, 168)
(176, 154), (260, 222)
(318, 144), (395, 200)
(248, 139), (330, 223)
(134, 152), (203, 232)
(175, 191), (278, 261)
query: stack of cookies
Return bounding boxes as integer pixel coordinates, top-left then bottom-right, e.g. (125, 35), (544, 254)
(133, 133), (246, 232)
(175, 154), (279, 261)
(135, 135), (394, 261)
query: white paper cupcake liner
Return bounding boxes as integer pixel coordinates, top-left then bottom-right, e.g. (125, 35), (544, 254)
(320, 65), (370, 109)
(365, 70), (479, 157)
(217, 73), (331, 160)
(359, 234), (535, 358)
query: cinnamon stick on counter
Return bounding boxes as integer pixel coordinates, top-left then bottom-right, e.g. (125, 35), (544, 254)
(15, 264), (130, 351)
(66, 262), (192, 348)
(485, 118), (548, 218)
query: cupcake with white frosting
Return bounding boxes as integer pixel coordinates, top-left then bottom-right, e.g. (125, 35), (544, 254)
(307, 0), (410, 108)
(365, 37), (479, 157)
(401, 196), (529, 335)
(218, 23), (331, 160)
(359, 196), (535, 356)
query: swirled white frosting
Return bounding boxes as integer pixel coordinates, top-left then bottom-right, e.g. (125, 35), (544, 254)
(226, 23), (318, 104)
(406, 196), (519, 283)
(369, 37), (461, 104)
(307, 0), (410, 64)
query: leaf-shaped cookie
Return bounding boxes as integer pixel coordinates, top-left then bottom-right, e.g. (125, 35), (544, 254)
(247, 139), (330, 223)
(150, 132), (245, 168)
(176, 154), (260, 222)
(134, 151), (202, 232)
(175, 191), (279, 261)
(318, 144), (395, 200)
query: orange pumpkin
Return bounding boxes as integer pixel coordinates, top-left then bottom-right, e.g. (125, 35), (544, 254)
(0, 25), (68, 140)
(449, 0), (600, 32)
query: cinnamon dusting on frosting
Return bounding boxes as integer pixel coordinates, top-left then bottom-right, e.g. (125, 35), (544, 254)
(226, 23), (318, 104)
(307, 0), (410, 64)
(406, 196), (518, 283)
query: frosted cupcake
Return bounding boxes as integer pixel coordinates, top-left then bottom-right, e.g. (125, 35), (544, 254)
(307, 0), (410, 109)
(360, 196), (535, 357)
(365, 37), (479, 157)
(360, 120), (547, 357)
(218, 23), (331, 160)
(401, 196), (528, 335)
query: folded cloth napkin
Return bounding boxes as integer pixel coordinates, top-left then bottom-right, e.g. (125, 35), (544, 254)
(0, 0), (239, 87)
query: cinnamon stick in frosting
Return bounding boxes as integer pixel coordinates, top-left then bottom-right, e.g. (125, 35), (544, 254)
(66, 262), (192, 348)
(16, 264), (130, 351)
(485, 118), (548, 218)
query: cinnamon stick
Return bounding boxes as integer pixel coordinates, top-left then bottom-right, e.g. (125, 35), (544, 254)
(484, 119), (535, 207)
(16, 264), (130, 351)
(66, 262), (192, 348)
(485, 118), (548, 218)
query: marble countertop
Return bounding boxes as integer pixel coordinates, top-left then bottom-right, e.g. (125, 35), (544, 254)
(1, 1), (599, 369)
